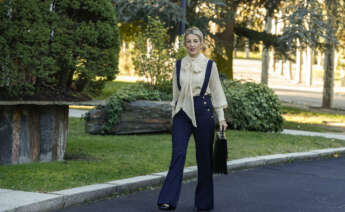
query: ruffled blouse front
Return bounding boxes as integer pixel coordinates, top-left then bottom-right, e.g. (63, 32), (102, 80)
(171, 53), (228, 127)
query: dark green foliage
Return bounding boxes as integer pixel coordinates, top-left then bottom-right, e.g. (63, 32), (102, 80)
(223, 80), (283, 132)
(112, 83), (172, 102)
(114, 0), (184, 44)
(102, 95), (124, 133)
(0, 0), (120, 100)
(0, 0), (55, 97)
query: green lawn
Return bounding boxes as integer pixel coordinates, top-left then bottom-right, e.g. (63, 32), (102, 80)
(0, 117), (344, 193)
(281, 106), (345, 133)
(234, 51), (261, 60)
(91, 81), (135, 100)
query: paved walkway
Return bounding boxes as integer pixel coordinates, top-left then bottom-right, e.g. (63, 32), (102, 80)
(283, 129), (345, 140)
(69, 109), (89, 118)
(57, 156), (345, 212)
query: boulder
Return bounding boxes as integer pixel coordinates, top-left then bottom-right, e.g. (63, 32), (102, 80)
(85, 100), (172, 135)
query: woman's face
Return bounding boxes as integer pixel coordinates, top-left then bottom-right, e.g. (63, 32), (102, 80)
(184, 34), (203, 58)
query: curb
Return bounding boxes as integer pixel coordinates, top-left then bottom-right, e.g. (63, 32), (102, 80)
(2, 147), (345, 212)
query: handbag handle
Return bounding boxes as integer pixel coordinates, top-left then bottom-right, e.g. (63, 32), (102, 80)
(219, 126), (226, 139)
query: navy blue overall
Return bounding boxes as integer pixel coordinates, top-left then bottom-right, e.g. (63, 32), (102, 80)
(157, 59), (215, 210)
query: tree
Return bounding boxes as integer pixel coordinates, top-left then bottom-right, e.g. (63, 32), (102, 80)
(0, 0), (120, 100)
(260, 1), (283, 84)
(322, 0), (337, 108)
(114, 0), (185, 43)
(210, 1), (237, 80)
(131, 17), (178, 90)
(114, 0), (343, 88)
(280, 0), (344, 108)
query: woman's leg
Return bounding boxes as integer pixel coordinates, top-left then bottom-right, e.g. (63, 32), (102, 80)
(157, 110), (192, 208)
(193, 105), (215, 210)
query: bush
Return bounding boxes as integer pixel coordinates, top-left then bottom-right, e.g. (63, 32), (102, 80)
(223, 80), (283, 132)
(0, 0), (120, 100)
(113, 83), (172, 102)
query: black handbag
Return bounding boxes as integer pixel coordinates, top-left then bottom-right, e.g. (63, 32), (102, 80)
(213, 126), (228, 174)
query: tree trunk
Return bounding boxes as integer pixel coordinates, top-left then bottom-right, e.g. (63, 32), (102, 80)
(322, 48), (335, 108)
(322, 0), (337, 108)
(270, 17), (278, 73)
(305, 47), (313, 86)
(279, 59), (284, 76)
(269, 49), (275, 73)
(261, 46), (269, 84)
(261, 15), (272, 84)
(214, 5), (236, 80)
(285, 60), (292, 80)
(233, 36), (237, 58)
(317, 51), (322, 67)
(295, 44), (302, 83)
(245, 38), (250, 58)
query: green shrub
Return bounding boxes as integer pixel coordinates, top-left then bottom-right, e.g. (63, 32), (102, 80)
(102, 95), (124, 133)
(0, 0), (120, 99)
(223, 80), (283, 132)
(112, 82), (172, 102)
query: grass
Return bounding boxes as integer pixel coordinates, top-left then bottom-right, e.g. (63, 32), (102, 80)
(281, 106), (345, 133)
(0, 117), (345, 193)
(283, 121), (343, 133)
(92, 81), (135, 100)
(234, 51), (261, 60)
(313, 68), (342, 82)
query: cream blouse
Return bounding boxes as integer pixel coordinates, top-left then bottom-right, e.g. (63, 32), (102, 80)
(171, 53), (228, 127)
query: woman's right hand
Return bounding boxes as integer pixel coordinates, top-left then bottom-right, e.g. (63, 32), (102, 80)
(219, 120), (228, 131)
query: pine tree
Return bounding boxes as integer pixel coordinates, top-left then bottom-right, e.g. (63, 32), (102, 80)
(0, 0), (120, 100)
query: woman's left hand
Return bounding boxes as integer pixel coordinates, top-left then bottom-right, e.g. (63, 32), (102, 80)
(219, 120), (228, 131)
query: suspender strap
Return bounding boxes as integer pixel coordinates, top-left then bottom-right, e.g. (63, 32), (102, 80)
(200, 60), (213, 96)
(176, 59), (182, 91)
(176, 59), (213, 95)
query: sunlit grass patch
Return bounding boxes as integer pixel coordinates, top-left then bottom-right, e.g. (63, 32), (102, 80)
(281, 106), (345, 132)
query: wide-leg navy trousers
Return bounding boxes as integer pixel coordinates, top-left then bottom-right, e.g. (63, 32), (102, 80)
(157, 95), (215, 210)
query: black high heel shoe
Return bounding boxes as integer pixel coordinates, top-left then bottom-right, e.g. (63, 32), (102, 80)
(158, 203), (175, 211)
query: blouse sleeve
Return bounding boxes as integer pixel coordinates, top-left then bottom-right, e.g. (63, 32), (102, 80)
(170, 64), (179, 111)
(209, 62), (228, 122)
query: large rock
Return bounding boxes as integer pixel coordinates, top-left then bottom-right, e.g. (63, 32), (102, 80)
(85, 100), (172, 135)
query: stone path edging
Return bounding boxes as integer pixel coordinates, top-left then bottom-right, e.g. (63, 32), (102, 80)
(282, 129), (345, 140)
(2, 146), (345, 212)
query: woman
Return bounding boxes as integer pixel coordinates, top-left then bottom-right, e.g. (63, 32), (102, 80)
(157, 27), (228, 211)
